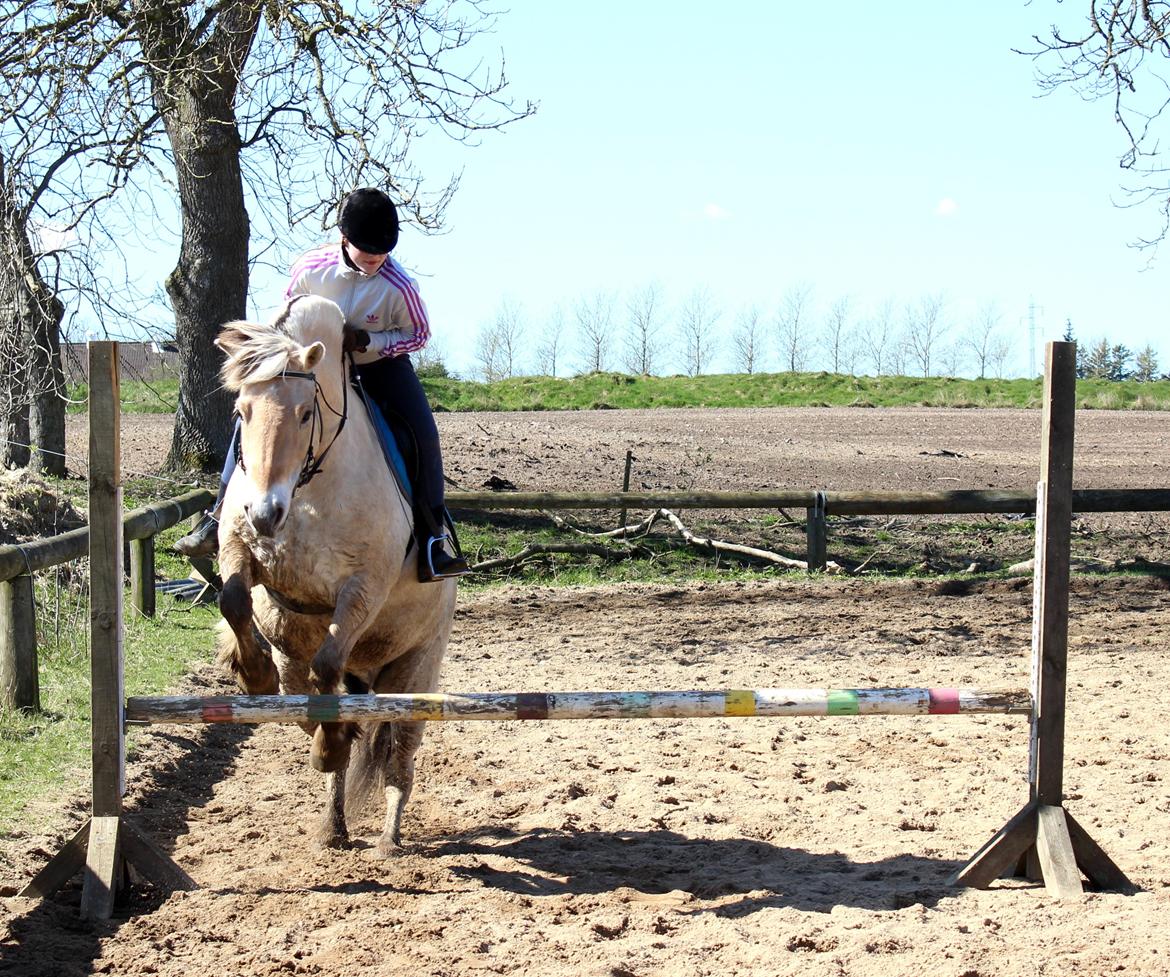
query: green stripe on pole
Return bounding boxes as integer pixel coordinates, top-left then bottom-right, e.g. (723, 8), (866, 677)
(307, 695), (341, 723)
(827, 690), (859, 716)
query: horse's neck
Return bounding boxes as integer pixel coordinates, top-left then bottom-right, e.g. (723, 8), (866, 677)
(311, 375), (402, 503)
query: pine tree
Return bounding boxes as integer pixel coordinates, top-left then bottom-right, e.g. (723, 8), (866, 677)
(1134, 344), (1159, 382)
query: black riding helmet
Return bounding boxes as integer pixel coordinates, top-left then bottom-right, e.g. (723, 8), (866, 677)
(338, 187), (400, 255)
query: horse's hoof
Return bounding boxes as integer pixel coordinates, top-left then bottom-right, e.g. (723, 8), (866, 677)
(310, 726), (353, 772)
(314, 826), (351, 851)
(375, 835), (403, 859)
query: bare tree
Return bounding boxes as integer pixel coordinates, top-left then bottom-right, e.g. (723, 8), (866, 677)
(936, 343), (964, 379)
(1028, 4), (1170, 248)
(491, 297), (525, 378)
(474, 321), (503, 383)
(535, 305), (565, 377)
(623, 283), (664, 375)
(960, 303), (1004, 379)
(903, 294), (947, 377)
(0, 2), (534, 470)
(858, 299), (896, 376)
(732, 305), (765, 374)
(774, 283), (814, 373)
(989, 332), (1015, 379)
(821, 295), (852, 374)
(575, 291), (616, 374)
(678, 287), (719, 377)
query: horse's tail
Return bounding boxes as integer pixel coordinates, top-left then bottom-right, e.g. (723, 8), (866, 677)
(345, 719), (394, 814)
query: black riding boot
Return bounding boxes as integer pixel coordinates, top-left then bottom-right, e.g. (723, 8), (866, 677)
(174, 511), (219, 557)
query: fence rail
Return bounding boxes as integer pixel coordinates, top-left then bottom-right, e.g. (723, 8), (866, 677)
(0, 488), (213, 711)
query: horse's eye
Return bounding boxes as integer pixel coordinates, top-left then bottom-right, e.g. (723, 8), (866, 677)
(301, 410), (313, 425)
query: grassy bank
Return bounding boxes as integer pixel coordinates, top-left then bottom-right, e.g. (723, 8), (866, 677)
(68, 371), (1170, 415)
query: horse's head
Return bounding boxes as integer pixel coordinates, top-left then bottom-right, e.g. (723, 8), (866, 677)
(215, 295), (346, 537)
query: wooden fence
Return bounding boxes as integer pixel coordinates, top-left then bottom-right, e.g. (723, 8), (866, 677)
(0, 488), (213, 711)
(446, 487), (1170, 569)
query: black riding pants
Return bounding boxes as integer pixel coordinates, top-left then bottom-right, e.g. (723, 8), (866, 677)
(354, 354), (446, 520)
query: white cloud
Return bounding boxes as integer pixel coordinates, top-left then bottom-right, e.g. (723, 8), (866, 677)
(703, 202), (731, 220)
(934, 197), (959, 218)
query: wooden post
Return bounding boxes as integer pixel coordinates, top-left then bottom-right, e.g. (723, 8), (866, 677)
(129, 536), (156, 618)
(955, 341), (1133, 897)
(806, 491), (827, 571)
(82, 341), (125, 919)
(19, 341), (195, 917)
(0, 574), (38, 711)
(619, 449), (634, 528)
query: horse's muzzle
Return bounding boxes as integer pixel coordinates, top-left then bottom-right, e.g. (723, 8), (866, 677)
(245, 496), (288, 537)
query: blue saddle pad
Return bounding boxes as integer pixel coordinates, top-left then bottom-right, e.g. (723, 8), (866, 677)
(360, 392), (414, 506)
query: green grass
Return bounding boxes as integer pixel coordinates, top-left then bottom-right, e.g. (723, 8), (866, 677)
(65, 371), (1170, 416)
(0, 479), (219, 840)
(0, 596), (219, 838)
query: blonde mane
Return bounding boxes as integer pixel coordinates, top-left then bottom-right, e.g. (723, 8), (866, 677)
(217, 296), (344, 392)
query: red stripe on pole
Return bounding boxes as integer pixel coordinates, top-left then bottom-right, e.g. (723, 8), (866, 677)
(928, 688), (961, 714)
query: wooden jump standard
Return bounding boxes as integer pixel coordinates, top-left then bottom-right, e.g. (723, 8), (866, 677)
(19, 341), (1133, 919)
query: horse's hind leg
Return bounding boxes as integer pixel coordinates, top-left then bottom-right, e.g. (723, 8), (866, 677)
(367, 645), (443, 858)
(378, 720), (425, 857)
(315, 768), (350, 850)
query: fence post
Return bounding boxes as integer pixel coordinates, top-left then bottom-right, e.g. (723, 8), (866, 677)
(129, 536), (155, 618)
(0, 574), (38, 711)
(806, 491), (827, 571)
(619, 449), (634, 528)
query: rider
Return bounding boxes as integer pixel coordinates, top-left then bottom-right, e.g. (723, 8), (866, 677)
(175, 187), (469, 582)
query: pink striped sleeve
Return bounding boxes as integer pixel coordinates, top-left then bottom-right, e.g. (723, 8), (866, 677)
(378, 263), (431, 356)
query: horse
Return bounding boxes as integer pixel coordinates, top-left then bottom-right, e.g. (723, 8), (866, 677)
(212, 294), (457, 856)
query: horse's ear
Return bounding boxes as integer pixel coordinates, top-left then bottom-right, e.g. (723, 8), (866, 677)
(299, 341), (326, 372)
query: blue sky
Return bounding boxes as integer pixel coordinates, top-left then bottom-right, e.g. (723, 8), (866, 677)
(246, 4), (1165, 377)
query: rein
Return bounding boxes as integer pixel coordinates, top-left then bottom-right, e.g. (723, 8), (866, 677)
(235, 353), (352, 494)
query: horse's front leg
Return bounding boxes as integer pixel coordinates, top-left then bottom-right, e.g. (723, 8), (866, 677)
(308, 574), (380, 773)
(217, 538), (278, 695)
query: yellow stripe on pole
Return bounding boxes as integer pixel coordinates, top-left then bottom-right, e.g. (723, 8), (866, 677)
(724, 690), (756, 717)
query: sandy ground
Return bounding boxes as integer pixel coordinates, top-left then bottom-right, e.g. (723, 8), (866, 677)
(2, 407), (1168, 976)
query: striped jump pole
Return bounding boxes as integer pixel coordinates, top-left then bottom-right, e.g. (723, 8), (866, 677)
(125, 687), (1032, 726)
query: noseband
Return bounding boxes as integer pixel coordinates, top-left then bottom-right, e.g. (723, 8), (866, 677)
(235, 356), (350, 493)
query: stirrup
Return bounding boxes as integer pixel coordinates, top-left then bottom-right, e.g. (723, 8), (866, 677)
(420, 533), (470, 582)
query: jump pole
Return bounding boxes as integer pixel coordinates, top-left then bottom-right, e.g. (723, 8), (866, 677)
(954, 341), (1132, 897)
(126, 687), (1032, 724)
(18, 342), (195, 919)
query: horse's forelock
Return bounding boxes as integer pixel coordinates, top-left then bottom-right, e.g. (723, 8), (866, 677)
(218, 298), (342, 392)
(219, 328), (300, 392)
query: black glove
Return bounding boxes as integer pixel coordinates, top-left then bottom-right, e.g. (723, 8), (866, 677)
(342, 323), (370, 354)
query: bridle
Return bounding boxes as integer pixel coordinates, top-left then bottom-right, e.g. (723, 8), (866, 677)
(235, 354), (351, 494)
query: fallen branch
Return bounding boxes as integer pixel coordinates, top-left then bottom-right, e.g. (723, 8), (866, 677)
(547, 511), (664, 539)
(471, 541), (647, 573)
(657, 509), (843, 574)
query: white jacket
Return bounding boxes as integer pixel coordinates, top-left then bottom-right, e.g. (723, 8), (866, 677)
(285, 244), (430, 364)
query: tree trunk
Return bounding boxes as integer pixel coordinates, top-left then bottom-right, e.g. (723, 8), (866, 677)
(29, 287), (66, 476)
(161, 96), (250, 472)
